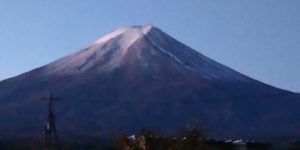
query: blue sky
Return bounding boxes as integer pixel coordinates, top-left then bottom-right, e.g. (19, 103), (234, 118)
(0, 0), (299, 92)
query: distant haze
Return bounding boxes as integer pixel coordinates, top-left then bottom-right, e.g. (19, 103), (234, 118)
(0, 0), (299, 92)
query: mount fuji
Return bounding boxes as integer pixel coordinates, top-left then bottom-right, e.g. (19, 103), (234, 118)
(0, 25), (299, 141)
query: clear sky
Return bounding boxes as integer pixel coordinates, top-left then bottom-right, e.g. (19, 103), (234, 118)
(0, 0), (299, 93)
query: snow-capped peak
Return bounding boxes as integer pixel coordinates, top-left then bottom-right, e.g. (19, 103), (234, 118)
(44, 25), (247, 81)
(94, 25), (153, 45)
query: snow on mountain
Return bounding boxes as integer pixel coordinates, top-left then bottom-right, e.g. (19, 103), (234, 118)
(44, 25), (247, 81)
(44, 26), (153, 75)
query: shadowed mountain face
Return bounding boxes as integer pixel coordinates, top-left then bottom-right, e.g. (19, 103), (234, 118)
(0, 25), (299, 141)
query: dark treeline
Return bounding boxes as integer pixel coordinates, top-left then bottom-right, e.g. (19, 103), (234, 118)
(0, 129), (276, 150)
(117, 129), (272, 150)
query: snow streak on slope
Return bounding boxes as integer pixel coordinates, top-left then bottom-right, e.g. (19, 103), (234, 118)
(142, 27), (248, 81)
(146, 34), (196, 72)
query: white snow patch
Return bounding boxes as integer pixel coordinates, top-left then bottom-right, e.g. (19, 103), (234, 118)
(44, 25), (154, 75)
(94, 25), (152, 45)
(94, 28), (127, 44)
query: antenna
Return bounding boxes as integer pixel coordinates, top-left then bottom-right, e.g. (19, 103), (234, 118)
(43, 92), (61, 150)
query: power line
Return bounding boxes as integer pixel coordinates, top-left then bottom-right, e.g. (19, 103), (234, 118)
(43, 92), (61, 150)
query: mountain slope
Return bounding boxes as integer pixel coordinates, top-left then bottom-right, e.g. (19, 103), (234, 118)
(0, 25), (299, 141)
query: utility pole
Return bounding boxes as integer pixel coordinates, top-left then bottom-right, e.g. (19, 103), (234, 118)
(43, 92), (61, 150)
